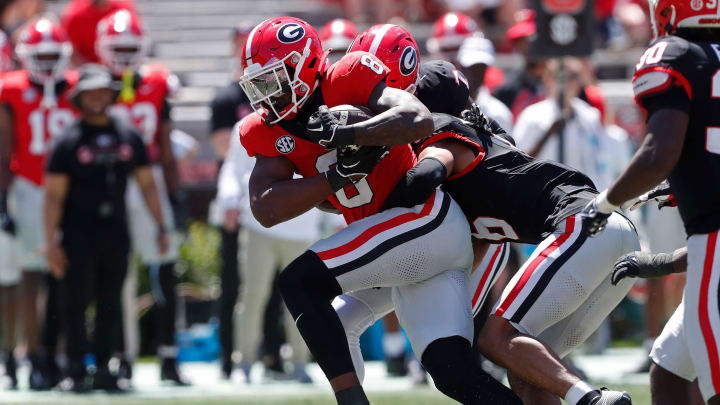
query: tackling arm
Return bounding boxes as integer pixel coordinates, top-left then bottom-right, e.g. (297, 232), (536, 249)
(612, 247), (688, 285)
(249, 155), (335, 227)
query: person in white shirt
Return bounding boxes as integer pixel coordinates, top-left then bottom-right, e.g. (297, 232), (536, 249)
(457, 34), (513, 134)
(514, 58), (614, 190)
(216, 126), (336, 383)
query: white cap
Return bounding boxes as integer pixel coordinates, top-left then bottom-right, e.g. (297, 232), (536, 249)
(457, 34), (495, 68)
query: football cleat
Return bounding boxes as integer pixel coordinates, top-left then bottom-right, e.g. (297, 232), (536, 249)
(160, 358), (191, 386)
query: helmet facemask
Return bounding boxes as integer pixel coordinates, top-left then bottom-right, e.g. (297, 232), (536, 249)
(17, 40), (71, 83)
(97, 33), (147, 76)
(240, 38), (315, 124)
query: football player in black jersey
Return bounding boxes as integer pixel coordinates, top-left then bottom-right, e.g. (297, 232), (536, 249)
(581, 1), (720, 403)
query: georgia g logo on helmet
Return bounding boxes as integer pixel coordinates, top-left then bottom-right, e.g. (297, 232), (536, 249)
(277, 23), (306, 44)
(399, 46), (418, 76)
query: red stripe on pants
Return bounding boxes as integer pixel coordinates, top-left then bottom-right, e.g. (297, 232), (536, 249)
(699, 230), (720, 395)
(495, 216), (576, 316)
(472, 244), (503, 309)
(317, 191), (436, 261)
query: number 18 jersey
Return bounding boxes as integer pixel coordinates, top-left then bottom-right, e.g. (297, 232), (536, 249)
(1, 70), (79, 186)
(632, 35), (720, 235)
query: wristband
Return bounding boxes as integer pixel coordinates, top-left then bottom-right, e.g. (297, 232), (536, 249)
(332, 125), (357, 147)
(325, 169), (352, 192)
(595, 189), (618, 214)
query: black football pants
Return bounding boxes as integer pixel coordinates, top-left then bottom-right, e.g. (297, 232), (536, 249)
(58, 229), (129, 377)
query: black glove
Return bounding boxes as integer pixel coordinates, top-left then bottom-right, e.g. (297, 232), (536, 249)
(306, 105), (356, 147)
(579, 198), (612, 237)
(324, 146), (389, 192)
(611, 251), (675, 285)
(169, 190), (188, 232)
(629, 181), (676, 211)
(0, 191), (14, 236)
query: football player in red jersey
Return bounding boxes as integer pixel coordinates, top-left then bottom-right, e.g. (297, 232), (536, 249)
(239, 17), (521, 405)
(581, 0), (720, 403)
(0, 17), (77, 390)
(95, 9), (188, 385)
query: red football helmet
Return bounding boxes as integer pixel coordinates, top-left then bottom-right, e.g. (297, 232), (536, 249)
(239, 17), (327, 124)
(320, 19), (358, 52)
(15, 17), (71, 82)
(0, 31), (13, 73)
(96, 9), (147, 75)
(348, 24), (420, 93)
(426, 12), (478, 56)
(649, 0), (720, 37)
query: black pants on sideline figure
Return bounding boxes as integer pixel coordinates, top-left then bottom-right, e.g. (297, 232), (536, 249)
(58, 229), (129, 378)
(219, 227), (240, 366)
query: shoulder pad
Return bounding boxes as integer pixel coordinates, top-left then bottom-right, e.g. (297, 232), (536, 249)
(238, 113), (282, 158)
(633, 36), (695, 102)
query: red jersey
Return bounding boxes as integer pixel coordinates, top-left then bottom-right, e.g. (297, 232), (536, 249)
(239, 51), (417, 224)
(108, 63), (178, 161)
(1, 70), (79, 185)
(61, 0), (138, 63)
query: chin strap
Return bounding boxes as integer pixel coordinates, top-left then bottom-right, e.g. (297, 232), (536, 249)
(40, 78), (57, 109)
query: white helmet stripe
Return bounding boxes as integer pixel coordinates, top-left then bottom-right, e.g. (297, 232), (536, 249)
(368, 24), (394, 55)
(245, 19), (268, 65)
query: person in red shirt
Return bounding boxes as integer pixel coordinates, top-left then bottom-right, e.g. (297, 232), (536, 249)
(0, 17), (78, 390)
(93, 9), (187, 386)
(60, 0), (138, 65)
(238, 17), (520, 405)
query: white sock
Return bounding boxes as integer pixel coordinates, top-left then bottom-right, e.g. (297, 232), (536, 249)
(564, 381), (597, 405)
(382, 332), (406, 357)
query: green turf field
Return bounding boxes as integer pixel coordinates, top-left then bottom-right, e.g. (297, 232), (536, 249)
(1, 385), (652, 405)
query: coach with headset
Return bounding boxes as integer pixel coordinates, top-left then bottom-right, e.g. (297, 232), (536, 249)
(43, 64), (167, 392)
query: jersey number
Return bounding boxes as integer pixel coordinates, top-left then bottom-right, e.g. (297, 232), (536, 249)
(471, 217), (519, 242)
(316, 150), (373, 208)
(109, 102), (158, 144)
(360, 55), (384, 75)
(636, 41), (669, 70)
(28, 109), (75, 155)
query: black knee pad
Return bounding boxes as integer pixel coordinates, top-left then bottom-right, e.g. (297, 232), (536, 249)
(278, 250), (341, 320)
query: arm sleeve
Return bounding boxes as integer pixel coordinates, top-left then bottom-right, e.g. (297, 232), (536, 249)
(131, 132), (151, 167)
(381, 157), (447, 210)
(322, 51), (389, 108)
(642, 86), (692, 119)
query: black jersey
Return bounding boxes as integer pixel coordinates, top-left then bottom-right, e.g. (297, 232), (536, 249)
(418, 113), (597, 244)
(632, 35), (720, 235)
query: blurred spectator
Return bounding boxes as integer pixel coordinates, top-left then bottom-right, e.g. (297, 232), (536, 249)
(208, 22), (254, 380)
(217, 129), (317, 384)
(44, 64), (167, 392)
(513, 58), (613, 189)
(426, 12), (478, 63)
(94, 9), (188, 386)
(457, 33), (512, 133)
(319, 18), (357, 63)
(493, 9), (548, 120)
(60, 0), (138, 66)
(0, 17), (76, 391)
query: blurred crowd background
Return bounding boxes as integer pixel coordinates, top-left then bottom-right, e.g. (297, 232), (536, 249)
(0, 0), (688, 393)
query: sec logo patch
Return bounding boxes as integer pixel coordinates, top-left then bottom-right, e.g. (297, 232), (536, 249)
(275, 135), (295, 154)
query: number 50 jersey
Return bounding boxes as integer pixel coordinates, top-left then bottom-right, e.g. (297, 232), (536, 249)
(1, 70), (79, 186)
(632, 35), (720, 235)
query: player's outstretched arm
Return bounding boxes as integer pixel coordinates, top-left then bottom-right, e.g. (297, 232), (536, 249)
(605, 109), (688, 206)
(611, 247), (688, 285)
(249, 155), (335, 228)
(351, 83), (433, 146)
